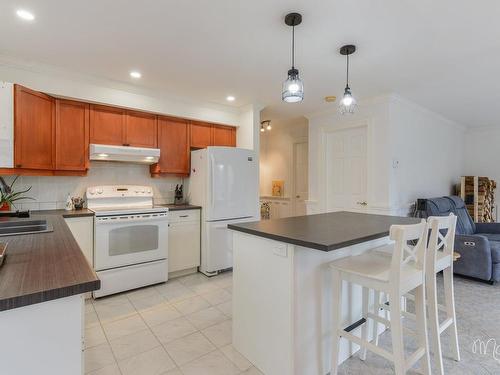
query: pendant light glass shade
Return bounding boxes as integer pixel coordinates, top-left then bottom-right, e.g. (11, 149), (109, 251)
(339, 86), (356, 114)
(282, 68), (304, 103)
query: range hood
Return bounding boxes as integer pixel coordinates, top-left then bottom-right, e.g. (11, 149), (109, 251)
(90, 144), (160, 164)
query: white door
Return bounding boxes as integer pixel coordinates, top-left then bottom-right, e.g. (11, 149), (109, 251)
(293, 141), (308, 216)
(207, 147), (259, 221)
(326, 126), (367, 212)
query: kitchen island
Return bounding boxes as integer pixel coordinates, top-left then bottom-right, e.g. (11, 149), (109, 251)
(0, 211), (100, 375)
(228, 211), (419, 375)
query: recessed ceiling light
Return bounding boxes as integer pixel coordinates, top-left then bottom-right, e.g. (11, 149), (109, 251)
(226, 96), (235, 102)
(130, 71), (142, 79)
(324, 96), (337, 102)
(98, 153), (109, 158)
(16, 9), (35, 21)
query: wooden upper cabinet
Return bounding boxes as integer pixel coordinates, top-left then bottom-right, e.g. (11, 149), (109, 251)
(213, 125), (236, 147)
(152, 117), (190, 175)
(55, 99), (89, 171)
(125, 111), (157, 148)
(14, 84), (55, 170)
(89, 105), (125, 146)
(190, 121), (213, 149)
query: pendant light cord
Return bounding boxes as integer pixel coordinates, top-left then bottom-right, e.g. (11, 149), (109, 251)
(291, 24), (295, 69)
(346, 53), (349, 89)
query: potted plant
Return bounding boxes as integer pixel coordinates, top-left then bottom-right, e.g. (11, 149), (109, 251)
(0, 176), (34, 211)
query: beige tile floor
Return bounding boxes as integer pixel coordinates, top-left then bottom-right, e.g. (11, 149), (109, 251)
(85, 271), (499, 375)
(84, 271), (261, 375)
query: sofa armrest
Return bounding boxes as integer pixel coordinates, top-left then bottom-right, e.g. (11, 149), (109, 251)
(453, 234), (492, 281)
(475, 222), (500, 234)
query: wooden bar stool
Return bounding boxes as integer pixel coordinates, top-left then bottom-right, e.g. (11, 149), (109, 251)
(329, 221), (431, 375)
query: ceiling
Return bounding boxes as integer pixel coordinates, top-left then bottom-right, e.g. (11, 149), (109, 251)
(0, 1), (499, 127)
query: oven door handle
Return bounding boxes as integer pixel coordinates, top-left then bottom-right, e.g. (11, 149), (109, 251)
(96, 215), (168, 224)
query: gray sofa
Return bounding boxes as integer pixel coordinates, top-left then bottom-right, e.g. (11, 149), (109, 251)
(423, 196), (499, 283)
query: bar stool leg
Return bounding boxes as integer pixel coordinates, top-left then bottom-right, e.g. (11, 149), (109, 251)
(443, 267), (461, 361)
(426, 272), (444, 375)
(372, 290), (381, 346)
(360, 287), (369, 360)
(330, 270), (342, 375)
(389, 290), (405, 375)
(414, 284), (431, 375)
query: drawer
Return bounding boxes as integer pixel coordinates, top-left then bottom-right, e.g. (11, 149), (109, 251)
(169, 209), (200, 223)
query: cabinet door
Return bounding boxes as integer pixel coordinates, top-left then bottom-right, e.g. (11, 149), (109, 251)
(213, 125), (236, 147)
(55, 99), (89, 171)
(153, 116), (190, 175)
(14, 84), (55, 170)
(190, 121), (213, 149)
(89, 104), (125, 145)
(125, 111), (157, 148)
(168, 221), (201, 273)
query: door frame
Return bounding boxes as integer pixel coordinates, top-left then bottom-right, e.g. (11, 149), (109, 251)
(321, 122), (370, 213)
(291, 136), (308, 216)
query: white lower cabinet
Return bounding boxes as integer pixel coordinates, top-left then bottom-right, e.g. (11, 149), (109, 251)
(168, 209), (201, 274)
(64, 216), (94, 267)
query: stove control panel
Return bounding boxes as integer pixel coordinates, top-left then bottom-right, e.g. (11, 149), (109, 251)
(87, 185), (153, 199)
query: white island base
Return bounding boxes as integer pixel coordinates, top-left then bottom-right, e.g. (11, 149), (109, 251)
(0, 295), (84, 375)
(232, 232), (391, 375)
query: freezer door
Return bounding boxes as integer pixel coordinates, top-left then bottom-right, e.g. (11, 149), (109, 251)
(207, 147), (259, 221)
(201, 216), (257, 275)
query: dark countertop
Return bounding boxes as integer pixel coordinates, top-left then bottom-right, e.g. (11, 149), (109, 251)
(35, 208), (95, 218)
(158, 204), (201, 211)
(0, 212), (100, 312)
(228, 211), (420, 252)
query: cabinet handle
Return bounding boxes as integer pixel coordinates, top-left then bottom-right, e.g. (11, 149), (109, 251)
(123, 143), (130, 147)
(16, 164), (22, 168)
(179, 215), (189, 218)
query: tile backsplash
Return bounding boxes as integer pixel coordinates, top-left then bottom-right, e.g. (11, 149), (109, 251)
(1, 161), (188, 211)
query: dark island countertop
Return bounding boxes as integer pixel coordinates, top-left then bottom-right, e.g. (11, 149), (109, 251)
(228, 211), (420, 252)
(0, 213), (100, 312)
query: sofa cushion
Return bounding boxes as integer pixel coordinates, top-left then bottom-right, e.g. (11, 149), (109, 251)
(425, 196), (475, 235)
(447, 196), (476, 235)
(485, 240), (500, 263)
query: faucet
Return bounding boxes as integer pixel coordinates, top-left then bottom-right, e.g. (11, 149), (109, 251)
(0, 177), (11, 196)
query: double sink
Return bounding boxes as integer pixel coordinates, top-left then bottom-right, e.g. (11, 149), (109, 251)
(0, 219), (53, 237)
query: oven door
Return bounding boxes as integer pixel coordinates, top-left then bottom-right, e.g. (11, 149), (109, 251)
(94, 212), (168, 271)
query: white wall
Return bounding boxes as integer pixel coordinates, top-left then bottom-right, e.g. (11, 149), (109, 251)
(259, 117), (308, 197)
(2, 162), (182, 211)
(307, 94), (465, 216)
(464, 127), (500, 207)
(389, 96), (465, 211)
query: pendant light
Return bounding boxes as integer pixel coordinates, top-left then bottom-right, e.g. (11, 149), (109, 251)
(260, 120), (272, 132)
(282, 13), (304, 103)
(339, 44), (357, 114)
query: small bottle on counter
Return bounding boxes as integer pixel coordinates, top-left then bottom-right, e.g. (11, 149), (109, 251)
(65, 194), (73, 211)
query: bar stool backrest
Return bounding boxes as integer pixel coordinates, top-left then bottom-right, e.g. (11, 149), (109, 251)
(426, 214), (457, 274)
(389, 220), (428, 285)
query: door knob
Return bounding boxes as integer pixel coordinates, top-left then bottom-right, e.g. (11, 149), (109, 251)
(357, 201), (368, 206)
(296, 195), (300, 198)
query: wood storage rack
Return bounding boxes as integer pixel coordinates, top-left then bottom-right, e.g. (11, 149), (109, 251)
(458, 176), (497, 222)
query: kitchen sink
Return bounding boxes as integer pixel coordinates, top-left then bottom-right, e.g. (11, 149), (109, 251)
(0, 219), (54, 237)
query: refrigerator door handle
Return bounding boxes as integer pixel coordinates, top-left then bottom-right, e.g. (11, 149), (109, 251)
(210, 154), (216, 213)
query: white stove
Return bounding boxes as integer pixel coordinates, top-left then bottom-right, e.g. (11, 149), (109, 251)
(87, 185), (169, 298)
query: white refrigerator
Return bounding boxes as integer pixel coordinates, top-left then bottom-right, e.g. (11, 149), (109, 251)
(190, 147), (259, 276)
